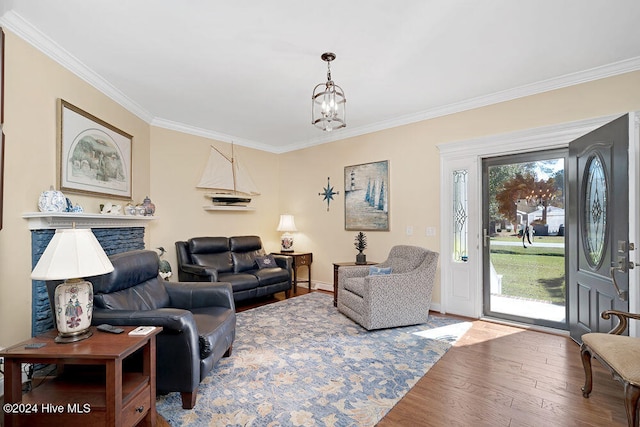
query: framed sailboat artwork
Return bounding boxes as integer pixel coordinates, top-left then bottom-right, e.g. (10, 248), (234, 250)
(344, 160), (389, 231)
(198, 143), (260, 211)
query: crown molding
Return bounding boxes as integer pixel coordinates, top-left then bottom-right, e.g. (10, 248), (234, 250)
(3, 9), (639, 154)
(285, 57), (640, 152)
(150, 117), (281, 153)
(437, 113), (622, 159)
(0, 11), (155, 123)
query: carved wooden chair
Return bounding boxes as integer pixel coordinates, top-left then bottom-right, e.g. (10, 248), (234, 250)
(581, 310), (640, 427)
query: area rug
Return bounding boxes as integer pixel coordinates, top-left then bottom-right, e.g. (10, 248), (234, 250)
(156, 292), (469, 427)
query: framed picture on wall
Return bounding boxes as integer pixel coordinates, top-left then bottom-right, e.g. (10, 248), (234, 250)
(344, 160), (389, 231)
(58, 99), (133, 199)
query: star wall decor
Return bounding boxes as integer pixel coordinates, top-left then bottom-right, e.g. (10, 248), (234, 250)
(319, 177), (339, 211)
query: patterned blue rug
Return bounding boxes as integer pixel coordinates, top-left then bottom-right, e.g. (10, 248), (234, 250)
(156, 292), (469, 426)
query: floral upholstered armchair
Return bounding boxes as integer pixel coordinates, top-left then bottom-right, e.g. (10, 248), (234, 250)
(337, 245), (439, 330)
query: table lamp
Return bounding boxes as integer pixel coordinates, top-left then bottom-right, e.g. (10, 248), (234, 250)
(277, 214), (297, 252)
(31, 227), (114, 343)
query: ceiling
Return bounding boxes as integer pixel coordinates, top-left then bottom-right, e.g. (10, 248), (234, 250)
(2, 1), (640, 153)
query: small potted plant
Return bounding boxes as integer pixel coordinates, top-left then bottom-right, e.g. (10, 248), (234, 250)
(354, 232), (367, 265)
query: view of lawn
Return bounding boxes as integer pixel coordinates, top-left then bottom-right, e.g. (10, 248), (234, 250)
(490, 236), (565, 305)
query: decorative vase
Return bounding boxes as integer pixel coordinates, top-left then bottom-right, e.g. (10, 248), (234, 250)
(52, 279), (94, 343)
(38, 187), (67, 212)
(280, 233), (294, 252)
(356, 251), (367, 265)
(142, 196), (155, 215)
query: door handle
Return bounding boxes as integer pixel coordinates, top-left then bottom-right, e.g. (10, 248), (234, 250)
(483, 229), (490, 248)
(610, 257), (629, 301)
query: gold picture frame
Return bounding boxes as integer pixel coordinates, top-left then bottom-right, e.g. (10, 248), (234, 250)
(58, 100), (133, 199)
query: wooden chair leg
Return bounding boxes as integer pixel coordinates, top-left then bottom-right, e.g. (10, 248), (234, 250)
(181, 388), (198, 409)
(224, 345), (233, 357)
(624, 382), (640, 427)
(580, 343), (593, 398)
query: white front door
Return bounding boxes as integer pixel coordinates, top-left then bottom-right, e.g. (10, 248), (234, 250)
(438, 114), (628, 319)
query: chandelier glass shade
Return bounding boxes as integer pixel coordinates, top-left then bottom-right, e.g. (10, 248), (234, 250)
(312, 52), (346, 132)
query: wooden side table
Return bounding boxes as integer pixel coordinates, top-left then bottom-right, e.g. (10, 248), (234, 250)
(277, 252), (312, 292)
(333, 261), (377, 307)
(1, 325), (161, 427)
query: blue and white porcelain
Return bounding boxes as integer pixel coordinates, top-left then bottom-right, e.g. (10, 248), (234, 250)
(38, 188), (67, 212)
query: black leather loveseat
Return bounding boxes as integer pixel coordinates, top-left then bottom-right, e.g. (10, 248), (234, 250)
(86, 249), (236, 409)
(176, 235), (292, 302)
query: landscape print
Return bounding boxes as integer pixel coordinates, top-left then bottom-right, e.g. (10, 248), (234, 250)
(68, 131), (127, 191)
(59, 100), (132, 198)
(344, 160), (389, 231)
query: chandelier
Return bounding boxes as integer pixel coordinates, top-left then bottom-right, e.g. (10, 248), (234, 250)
(312, 52), (346, 131)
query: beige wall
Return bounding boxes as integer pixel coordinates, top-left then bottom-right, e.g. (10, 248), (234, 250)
(2, 24), (640, 349)
(0, 31), (151, 348)
(278, 70), (640, 300)
(276, 128), (442, 297)
(147, 127), (282, 268)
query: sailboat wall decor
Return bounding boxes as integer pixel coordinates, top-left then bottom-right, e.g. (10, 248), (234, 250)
(197, 144), (260, 210)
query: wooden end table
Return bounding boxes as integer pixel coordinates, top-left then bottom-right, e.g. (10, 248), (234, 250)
(1, 325), (161, 427)
(333, 261), (377, 307)
(276, 252), (312, 292)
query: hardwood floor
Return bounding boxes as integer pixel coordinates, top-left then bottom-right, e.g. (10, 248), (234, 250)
(378, 316), (628, 427)
(158, 289), (628, 427)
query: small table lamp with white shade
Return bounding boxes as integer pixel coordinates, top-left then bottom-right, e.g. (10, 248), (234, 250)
(31, 226), (114, 343)
(277, 214), (297, 252)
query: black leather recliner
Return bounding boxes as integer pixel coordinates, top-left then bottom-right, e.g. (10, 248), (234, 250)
(87, 249), (235, 409)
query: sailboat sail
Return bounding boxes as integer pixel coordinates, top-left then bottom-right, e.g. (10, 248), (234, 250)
(197, 145), (260, 205)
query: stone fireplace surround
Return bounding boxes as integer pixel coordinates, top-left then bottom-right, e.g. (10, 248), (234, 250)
(24, 212), (155, 336)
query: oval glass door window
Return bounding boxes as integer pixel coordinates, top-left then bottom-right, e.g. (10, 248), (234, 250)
(583, 154), (607, 268)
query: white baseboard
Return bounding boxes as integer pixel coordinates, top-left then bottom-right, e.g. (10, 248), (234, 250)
(312, 281), (333, 292)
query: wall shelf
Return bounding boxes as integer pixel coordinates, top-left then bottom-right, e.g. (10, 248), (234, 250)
(23, 212), (156, 230)
(203, 205), (255, 212)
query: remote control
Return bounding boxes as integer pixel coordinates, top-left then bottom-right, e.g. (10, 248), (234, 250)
(25, 342), (46, 349)
(96, 324), (124, 334)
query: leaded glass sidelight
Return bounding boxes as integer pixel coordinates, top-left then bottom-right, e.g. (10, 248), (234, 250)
(583, 154), (607, 268)
(453, 169), (468, 261)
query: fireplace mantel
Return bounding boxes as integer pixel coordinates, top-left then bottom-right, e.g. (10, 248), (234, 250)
(27, 212), (152, 336)
(23, 212), (156, 230)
